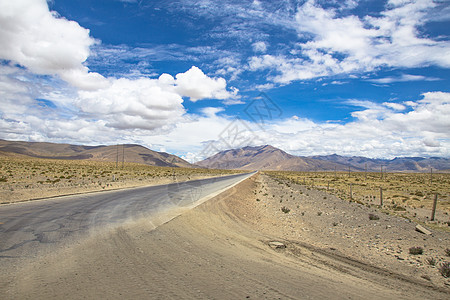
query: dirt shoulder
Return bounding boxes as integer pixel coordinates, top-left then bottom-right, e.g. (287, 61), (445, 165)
(2, 174), (449, 299)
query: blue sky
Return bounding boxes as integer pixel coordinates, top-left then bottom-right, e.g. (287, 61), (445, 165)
(0, 0), (449, 161)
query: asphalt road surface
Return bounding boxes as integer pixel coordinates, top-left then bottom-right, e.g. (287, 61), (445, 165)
(0, 172), (254, 262)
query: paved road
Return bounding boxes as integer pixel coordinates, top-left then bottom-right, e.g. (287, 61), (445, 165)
(0, 172), (254, 260)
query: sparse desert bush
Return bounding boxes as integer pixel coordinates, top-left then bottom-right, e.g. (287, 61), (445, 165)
(263, 170), (450, 225)
(445, 248), (450, 256)
(393, 205), (406, 211)
(317, 211), (323, 216)
(409, 246), (423, 255)
(426, 257), (436, 266)
(281, 206), (290, 213)
(368, 213), (379, 220)
(439, 262), (450, 278)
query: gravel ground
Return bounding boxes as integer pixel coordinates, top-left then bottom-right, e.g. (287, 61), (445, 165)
(250, 174), (450, 288)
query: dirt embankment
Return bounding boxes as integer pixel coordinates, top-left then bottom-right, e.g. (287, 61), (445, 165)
(2, 174), (449, 299)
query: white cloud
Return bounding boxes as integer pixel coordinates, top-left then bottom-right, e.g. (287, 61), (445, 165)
(382, 102), (406, 111)
(0, 1), (239, 142)
(201, 107), (225, 118)
(368, 74), (440, 84)
(180, 91), (450, 160)
(0, 0), (109, 90)
(248, 0), (450, 84)
(75, 76), (185, 131)
(252, 41), (267, 53)
(175, 66), (237, 101)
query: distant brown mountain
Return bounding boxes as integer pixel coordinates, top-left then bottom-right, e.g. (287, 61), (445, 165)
(196, 145), (450, 172)
(196, 145), (348, 171)
(309, 154), (450, 172)
(0, 139), (193, 168)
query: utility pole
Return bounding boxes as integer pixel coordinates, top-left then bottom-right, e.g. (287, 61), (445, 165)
(380, 187), (383, 207)
(431, 193), (438, 221)
(116, 144), (119, 168)
(122, 144), (125, 168)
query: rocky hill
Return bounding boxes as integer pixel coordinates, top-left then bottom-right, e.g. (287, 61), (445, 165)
(197, 145), (450, 172)
(0, 139), (193, 168)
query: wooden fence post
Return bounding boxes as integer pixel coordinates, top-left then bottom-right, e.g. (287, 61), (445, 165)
(431, 193), (438, 221)
(379, 187), (383, 207)
(350, 183), (353, 200)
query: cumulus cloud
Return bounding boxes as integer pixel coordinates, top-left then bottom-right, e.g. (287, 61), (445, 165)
(248, 0), (450, 83)
(0, 0), (109, 90)
(0, 0), (239, 141)
(176, 92), (450, 161)
(175, 66), (237, 101)
(75, 76), (185, 131)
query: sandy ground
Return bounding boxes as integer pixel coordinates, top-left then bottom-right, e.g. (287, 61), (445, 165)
(1, 174), (449, 299)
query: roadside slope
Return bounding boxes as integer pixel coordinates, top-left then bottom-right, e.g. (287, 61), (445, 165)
(3, 175), (448, 299)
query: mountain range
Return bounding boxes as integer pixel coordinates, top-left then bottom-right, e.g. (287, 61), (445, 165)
(0, 139), (193, 168)
(196, 145), (450, 172)
(1, 140), (448, 172)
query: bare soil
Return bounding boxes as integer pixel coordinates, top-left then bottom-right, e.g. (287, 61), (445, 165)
(1, 174), (449, 299)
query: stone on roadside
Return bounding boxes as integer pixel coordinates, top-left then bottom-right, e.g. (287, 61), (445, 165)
(415, 224), (432, 235)
(269, 241), (286, 249)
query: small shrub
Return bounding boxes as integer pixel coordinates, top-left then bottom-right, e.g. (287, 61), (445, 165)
(426, 257), (436, 266)
(393, 205), (406, 211)
(439, 262), (450, 278)
(317, 211), (323, 216)
(445, 248), (450, 256)
(409, 246), (423, 255)
(368, 213), (379, 220)
(281, 206), (290, 214)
